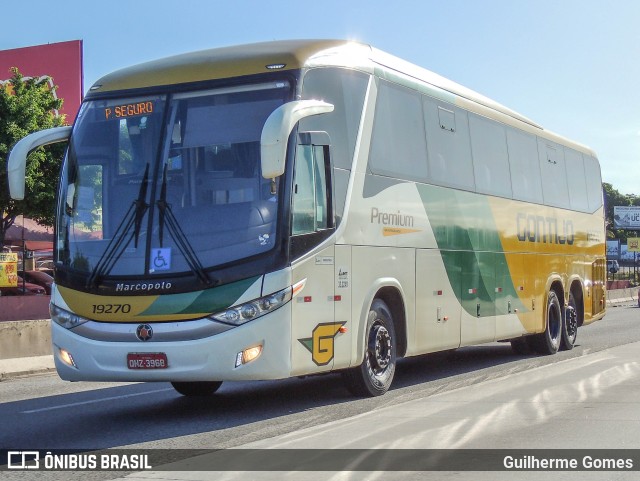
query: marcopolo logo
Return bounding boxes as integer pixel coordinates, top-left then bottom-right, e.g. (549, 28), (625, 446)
(115, 281), (172, 292)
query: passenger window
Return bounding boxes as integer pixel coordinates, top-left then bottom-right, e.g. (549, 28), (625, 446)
(301, 68), (368, 171)
(424, 97), (475, 191)
(584, 155), (604, 212)
(564, 148), (589, 212)
(369, 80), (428, 183)
(292, 144), (330, 235)
(538, 139), (570, 208)
(469, 113), (512, 198)
(301, 68), (368, 224)
(507, 128), (543, 204)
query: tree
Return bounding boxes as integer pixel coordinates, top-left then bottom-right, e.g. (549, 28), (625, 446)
(0, 68), (67, 247)
(603, 182), (640, 242)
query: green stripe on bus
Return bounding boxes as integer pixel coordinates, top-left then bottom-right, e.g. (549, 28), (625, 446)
(140, 275), (261, 316)
(417, 184), (526, 317)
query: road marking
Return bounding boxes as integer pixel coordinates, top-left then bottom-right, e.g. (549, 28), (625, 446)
(20, 388), (173, 414)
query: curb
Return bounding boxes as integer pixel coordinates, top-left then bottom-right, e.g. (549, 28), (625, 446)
(606, 286), (640, 308)
(0, 355), (55, 381)
(607, 298), (637, 307)
(0, 367), (57, 381)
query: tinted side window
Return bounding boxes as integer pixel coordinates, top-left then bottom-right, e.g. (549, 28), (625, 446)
(507, 128), (543, 204)
(538, 139), (570, 208)
(369, 79), (428, 182)
(584, 155), (604, 212)
(469, 113), (512, 198)
(301, 68), (369, 170)
(564, 148), (589, 212)
(424, 97), (475, 191)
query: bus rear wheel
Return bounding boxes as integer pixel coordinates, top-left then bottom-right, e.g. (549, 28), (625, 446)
(342, 299), (396, 397)
(171, 381), (223, 396)
(561, 292), (578, 350)
(531, 291), (562, 355)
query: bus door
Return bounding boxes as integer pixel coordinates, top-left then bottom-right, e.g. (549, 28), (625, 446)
(289, 132), (345, 376)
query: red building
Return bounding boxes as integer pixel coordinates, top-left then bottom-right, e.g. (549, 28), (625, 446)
(0, 40), (83, 121)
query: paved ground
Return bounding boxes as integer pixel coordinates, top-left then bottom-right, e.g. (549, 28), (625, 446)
(112, 340), (640, 480)
(2, 293), (638, 480)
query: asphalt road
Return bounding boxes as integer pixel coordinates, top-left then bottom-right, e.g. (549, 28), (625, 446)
(1, 303), (639, 480)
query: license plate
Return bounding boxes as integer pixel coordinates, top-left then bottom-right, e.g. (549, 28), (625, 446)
(127, 352), (168, 369)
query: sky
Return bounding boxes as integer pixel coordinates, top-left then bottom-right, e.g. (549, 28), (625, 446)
(2, 0), (640, 195)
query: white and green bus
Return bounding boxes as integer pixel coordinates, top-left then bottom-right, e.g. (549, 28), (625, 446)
(8, 40), (606, 397)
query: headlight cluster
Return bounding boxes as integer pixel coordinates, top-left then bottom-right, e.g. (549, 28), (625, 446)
(210, 286), (293, 326)
(50, 304), (89, 329)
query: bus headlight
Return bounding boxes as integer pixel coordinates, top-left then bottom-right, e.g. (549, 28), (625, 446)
(50, 304), (89, 329)
(210, 286), (292, 326)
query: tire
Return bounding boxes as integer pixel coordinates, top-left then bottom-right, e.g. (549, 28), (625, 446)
(171, 381), (223, 396)
(530, 291), (562, 355)
(342, 299), (396, 397)
(561, 292), (578, 350)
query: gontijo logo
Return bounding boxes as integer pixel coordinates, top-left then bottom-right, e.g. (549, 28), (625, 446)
(516, 213), (574, 245)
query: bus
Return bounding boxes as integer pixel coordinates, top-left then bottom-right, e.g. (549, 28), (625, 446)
(8, 40), (606, 397)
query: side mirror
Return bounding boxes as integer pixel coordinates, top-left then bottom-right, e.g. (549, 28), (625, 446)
(260, 100), (334, 179)
(8, 126), (72, 200)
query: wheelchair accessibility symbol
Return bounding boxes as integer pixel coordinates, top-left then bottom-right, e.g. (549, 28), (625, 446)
(151, 248), (171, 271)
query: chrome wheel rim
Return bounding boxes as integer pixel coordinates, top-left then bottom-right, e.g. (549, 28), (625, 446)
(368, 322), (391, 375)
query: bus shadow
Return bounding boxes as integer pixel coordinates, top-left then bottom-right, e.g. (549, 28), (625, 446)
(395, 343), (540, 387)
(1, 342), (565, 451)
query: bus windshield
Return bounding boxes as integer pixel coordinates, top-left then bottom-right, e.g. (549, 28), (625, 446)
(57, 81), (290, 280)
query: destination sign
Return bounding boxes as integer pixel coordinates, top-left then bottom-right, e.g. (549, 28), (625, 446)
(104, 101), (154, 120)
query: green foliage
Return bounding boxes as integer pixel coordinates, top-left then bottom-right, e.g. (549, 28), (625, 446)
(603, 182), (640, 241)
(0, 68), (67, 246)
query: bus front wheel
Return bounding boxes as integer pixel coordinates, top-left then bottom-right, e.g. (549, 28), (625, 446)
(342, 299), (396, 397)
(171, 381), (223, 396)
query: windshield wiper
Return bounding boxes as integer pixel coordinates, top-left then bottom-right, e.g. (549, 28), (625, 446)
(86, 164), (150, 288)
(157, 164), (212, 286)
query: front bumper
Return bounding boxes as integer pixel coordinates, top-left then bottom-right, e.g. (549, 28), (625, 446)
(52, 305), (292, 382)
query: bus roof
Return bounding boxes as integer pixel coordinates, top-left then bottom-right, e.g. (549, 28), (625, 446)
(89, 40), (349, 93)
(89, 39), (596, 157)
